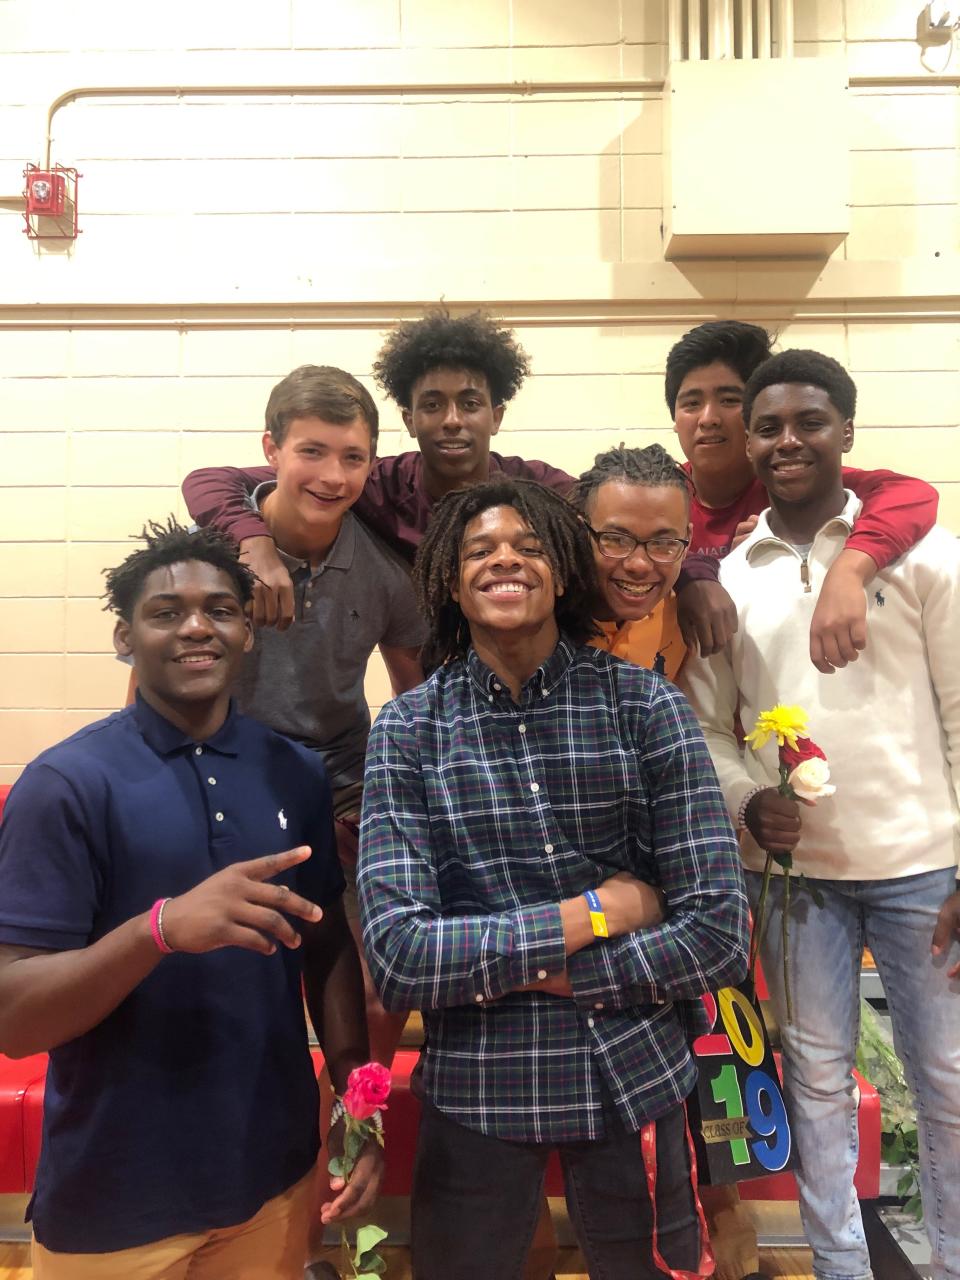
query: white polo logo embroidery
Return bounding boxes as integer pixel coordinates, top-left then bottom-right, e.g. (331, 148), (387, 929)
(278, 809), (288, 830)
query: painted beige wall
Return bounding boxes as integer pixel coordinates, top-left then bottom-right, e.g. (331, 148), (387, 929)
(1, 0), (958, 780)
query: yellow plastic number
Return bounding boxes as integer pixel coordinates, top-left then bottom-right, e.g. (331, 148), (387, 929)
(717, 987), (765, 1067)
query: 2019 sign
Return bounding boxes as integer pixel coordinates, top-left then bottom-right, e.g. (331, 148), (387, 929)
(689, 984), (795, 1185)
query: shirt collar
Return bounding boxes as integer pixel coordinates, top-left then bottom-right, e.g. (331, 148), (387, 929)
(466, 634), (578, 702)
(132, 691), (242, 757)
(744, 489), (862, 561)
(248, 482), (357, 574)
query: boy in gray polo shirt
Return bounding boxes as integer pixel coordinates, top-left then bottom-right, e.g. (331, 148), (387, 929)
(236, 365), (426, 1061)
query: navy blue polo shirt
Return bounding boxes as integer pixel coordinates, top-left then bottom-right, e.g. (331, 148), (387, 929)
(0, 695), (344, 1254)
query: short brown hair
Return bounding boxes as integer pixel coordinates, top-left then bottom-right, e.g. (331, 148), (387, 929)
(264, 365), (379, 450)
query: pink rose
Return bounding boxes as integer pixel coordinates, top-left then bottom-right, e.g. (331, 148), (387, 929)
(342, 1062), (392, 1121)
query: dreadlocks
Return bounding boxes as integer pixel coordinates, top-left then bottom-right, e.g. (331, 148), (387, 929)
(569, 443), (692, 515)
(414, 478), (599, 669)
(103, 517), (255, 621)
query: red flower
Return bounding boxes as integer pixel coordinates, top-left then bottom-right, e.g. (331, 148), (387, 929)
(779, 736), (827, 770)
(343, 1062), (392, 1121)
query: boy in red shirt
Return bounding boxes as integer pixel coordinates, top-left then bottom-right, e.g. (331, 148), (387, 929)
(665, 321), (938, 671)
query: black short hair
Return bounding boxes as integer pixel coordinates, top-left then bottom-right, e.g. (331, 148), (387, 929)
(664, 320), (773, 417)
(103, 517), (255, 622)
(569, 442), (692, 514)
(742, 349), (857, 427)
(373, 308), (530, 410)
(413, 478), (598, 669)
(264, 364), (379, 450)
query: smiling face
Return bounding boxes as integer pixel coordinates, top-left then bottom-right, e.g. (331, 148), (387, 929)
(585, 480), (691, 622)
(746, 382), (853, 508)
(403, 366), (504, 494)
(452, 504), (562, 647)
(673, 360), (751, 484)
(263, 414), (373, 543)
(114, 560), (253, 717)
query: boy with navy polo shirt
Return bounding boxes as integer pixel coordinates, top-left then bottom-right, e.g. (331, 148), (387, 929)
(0, 521), (382, 1280)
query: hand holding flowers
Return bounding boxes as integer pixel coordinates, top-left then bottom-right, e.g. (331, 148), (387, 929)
(743, 705), (836, 1021)
(323, 1062), (390, 1278)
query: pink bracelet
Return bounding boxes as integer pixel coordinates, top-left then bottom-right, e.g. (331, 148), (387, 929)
(150, 898), (174, 955)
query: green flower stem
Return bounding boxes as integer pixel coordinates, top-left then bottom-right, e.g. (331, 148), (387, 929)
(749, 852), (774, 984)
(782, 868), (793, 1023)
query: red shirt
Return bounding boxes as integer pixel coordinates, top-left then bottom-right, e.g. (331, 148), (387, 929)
(680, 463), (938, 581)
(182, 452), (574, 564)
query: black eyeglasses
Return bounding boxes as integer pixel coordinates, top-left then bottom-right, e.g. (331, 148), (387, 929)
(589, 528), (690, 564)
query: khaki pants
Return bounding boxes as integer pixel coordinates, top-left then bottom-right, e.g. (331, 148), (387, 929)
(32, 1168), (316, 1280)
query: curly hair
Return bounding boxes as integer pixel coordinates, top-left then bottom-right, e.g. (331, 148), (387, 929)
(373, 308), (530, 409)
(413, 478), (599, 669)
(103, 517), (256, 621)
(742, 348), (857, 427)
(569, 442), (692, 515)
(664, 320), (773, 417)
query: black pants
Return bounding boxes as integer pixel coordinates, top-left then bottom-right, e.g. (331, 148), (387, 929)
(411, 1094), (703, 1280)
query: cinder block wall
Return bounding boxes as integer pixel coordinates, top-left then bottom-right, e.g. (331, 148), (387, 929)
(1, 0), (958, 779)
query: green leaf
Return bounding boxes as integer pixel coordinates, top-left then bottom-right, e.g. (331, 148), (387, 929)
(356, 1255), (386, 1276)
(904, 1193), (924, 1222)
(883, 1133), (907, 1164)
(354, 1224), (388, 1258)
(344, 1127), (364, 1162)
(327, 1156), (347, 1179)
(356, 1273), (383, 1280)
(896, 1171), (916, 1197)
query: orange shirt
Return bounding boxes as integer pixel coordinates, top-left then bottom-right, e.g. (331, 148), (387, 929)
(589, 593), (686, 682)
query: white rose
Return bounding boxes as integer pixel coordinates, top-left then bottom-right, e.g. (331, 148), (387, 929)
(788, 756), (836, 804)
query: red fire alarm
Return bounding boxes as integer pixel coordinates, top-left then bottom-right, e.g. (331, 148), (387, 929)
(22, 163), (81, 240)
(25, 168), (66, 215)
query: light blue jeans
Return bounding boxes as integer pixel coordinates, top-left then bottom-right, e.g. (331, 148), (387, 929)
(745, 866), (960, 1280)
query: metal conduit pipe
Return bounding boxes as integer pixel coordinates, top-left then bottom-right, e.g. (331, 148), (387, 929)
(0, 69), (954, 205)
(43, 78), (666, 168)
(38, 71), (960, 167)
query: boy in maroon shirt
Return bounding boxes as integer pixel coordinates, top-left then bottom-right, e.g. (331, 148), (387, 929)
(182, 310), (572, 628)
(665, 320), (938, 670)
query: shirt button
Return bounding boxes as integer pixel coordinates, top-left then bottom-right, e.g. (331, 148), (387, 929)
(518, 723), (526, 734)
(194, 746), (203, 756)
(207, 777), (216, 786)
(594, 1001), (604, 1010)
(537, 969), (547, 980)
(530, 782), (540, 793)
(215, 811), (224, 822)
(541, 688), (549, 697)
(305, 600), (313, 609)
(544, 843), (554, 854)
(475, 993), (484, 1003)
(493, 682), (502, 691)
(587, 1017), (595, 1028)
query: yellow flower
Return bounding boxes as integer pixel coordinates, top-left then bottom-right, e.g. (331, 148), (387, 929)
(745, 704), (809, 752)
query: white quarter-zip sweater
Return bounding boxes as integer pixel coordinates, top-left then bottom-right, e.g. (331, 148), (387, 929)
(681, 491), (960, 881)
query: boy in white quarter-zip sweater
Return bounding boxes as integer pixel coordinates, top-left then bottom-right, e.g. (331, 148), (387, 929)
(681, 349), (960, 1280)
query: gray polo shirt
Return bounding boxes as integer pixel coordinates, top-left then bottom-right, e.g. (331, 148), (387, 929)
(234, 486), (427, 788)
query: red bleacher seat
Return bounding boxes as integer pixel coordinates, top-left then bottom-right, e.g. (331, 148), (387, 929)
(1, 1047), (882, 1201)
(0, 1053), (48, 1194)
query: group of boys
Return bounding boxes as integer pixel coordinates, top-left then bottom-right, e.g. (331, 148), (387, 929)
(0, 311), (957, 1280)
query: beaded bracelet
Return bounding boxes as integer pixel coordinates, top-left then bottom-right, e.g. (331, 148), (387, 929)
(329, 1099), (383, 1131)
(736, 785), (767, 831)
